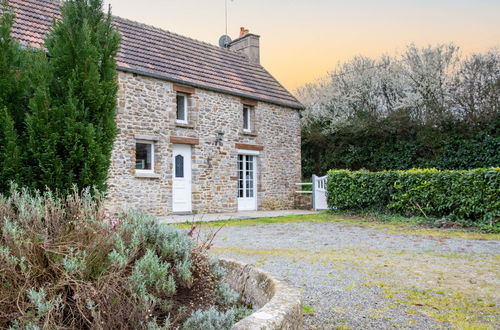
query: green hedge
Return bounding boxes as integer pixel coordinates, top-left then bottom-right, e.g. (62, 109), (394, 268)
(326, 168), (500, 229)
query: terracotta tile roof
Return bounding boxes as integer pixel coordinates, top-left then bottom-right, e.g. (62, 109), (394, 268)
(5, 0), (303, 109)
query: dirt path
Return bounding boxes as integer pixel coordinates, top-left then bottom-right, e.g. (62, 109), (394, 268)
(208, 220), (500, 329)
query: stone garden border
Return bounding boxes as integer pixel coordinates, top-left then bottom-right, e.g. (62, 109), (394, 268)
(219, 258), (303, 329)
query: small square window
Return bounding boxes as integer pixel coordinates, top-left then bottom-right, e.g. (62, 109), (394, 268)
(176, 93), (188, 123)
(243, 106), (252, 131)
(136, 141), (154, 172)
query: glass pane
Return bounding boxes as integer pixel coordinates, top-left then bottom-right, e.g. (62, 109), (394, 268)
(243, 107), (249, 129)
(245, 176), (251, 196)
(238, 164), (244, 197)
(136, 143), (152, 170)
(246, 156), (254, 197)
(247, 176), (254, 197)
(238, 170), (243, 187)
(177, 94), (186, 121)
(237, 155), (244, 197)
(247, 156), (253, 170)
(175, 154), (184, 178)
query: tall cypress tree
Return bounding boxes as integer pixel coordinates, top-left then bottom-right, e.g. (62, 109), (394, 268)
(25, 56), (61, 190)
(0, 1), (29, 130)
(26, 0), (120, 194)
(0, 1), (26, 192)
(0, 107), (21, 192)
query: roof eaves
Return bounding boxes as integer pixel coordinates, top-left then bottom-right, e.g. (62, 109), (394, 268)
(117, 65), (305, 110)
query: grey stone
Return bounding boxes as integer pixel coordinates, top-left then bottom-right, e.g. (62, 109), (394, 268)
(105, 72), (302, 216)
(220, 258), (303, 330)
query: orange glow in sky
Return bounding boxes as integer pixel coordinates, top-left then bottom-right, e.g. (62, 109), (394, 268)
(103, 0), (500, 93)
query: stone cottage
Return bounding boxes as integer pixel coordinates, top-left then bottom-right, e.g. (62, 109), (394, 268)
(8, 0), (304, 215)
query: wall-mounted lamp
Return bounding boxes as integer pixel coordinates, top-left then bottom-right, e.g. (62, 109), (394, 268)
(214, 131), (224, 146)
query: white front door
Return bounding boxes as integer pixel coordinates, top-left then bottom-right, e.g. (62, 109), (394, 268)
(172, 144), (192, 213)
(237, 154), (257, 211)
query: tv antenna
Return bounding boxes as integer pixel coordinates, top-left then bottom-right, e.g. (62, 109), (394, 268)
(219, 0), (233, 48)
(225, 0), (231, 36)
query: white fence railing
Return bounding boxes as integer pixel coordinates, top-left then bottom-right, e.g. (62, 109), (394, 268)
(295, 182), (312, 194)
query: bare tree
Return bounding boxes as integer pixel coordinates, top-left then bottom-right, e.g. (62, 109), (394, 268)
(450, 49), (500, 125)
(298, 44), (499, 129)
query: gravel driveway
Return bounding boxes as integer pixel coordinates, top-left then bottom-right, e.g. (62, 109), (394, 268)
(207, 220), (500, 329)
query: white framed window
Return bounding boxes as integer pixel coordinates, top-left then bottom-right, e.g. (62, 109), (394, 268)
(135, 140), (155, 173)
(243, 106), (252, 131)
(176, 93), (188, 123)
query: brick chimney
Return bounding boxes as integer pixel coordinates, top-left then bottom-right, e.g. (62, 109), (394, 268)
(229, 27), (260, 64)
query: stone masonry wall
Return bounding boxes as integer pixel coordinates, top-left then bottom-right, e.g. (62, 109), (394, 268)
(105, 71), (301, 216)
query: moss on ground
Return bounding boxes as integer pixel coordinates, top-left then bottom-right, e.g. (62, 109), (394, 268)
(185, 214), (500, 328)
(211, 246), (499, 329)
(176, 213), (500, 240)
(380, 285), (497, 330)
(302, 305), (315, 315)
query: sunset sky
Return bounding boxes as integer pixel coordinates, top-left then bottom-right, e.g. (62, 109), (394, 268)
(102, 0), (500, 92)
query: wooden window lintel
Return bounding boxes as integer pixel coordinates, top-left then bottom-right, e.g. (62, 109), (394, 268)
(235, 143), (264, 151)
(240, 98), (257, 107)
(170, 136), (199, 145)
(173, 84), (195, 94)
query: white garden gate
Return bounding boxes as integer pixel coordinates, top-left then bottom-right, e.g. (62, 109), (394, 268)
(312, 174), (328, 210)
(295, 174), (328, 211)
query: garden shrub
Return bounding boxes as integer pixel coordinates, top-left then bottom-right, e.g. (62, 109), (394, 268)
(326, 170), (397, 211)
(327, 168), (499, 231)
(181, 307), (235, 330)
(0, 187), (250, 329)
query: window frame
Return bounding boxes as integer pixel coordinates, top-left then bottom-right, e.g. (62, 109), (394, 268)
(176, 93), (188, 124)
(135, 140), (155, 174)
(237, 154), (256, 199)
(243, 106), (252, 132)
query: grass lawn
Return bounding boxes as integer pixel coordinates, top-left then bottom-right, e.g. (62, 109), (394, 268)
(176, 212), (500, 241)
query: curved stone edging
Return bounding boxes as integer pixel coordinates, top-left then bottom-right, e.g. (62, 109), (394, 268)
(219, 258), (303, 330)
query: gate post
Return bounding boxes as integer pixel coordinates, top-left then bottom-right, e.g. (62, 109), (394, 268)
(312, 174), (317, 211)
